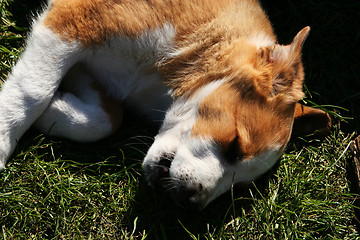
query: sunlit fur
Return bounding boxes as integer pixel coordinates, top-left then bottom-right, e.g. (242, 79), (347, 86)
(0, 0), (329, 209)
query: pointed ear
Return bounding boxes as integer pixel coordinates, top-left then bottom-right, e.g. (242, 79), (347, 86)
(265, 26), (311, 64)
(253, 27), (310, 102)
(290, 26), (311, 54)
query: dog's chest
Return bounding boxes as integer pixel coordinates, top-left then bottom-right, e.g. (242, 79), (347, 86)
(81, 24), (177, 119)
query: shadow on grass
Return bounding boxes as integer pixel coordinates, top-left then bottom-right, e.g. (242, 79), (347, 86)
(14, 107), (272, 238)
(15, 105), (158, 172)
(126, 134), (336, 239)
(126, 166), (279, 239)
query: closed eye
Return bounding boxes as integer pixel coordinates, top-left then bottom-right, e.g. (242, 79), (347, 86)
(223, 135), (244, 163)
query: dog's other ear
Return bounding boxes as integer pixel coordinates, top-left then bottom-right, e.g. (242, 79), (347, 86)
(255, 27), (310, 104)
(291, 103), (332, 138)
(290, 26), (311, 54)
(269, 26), (310, 65)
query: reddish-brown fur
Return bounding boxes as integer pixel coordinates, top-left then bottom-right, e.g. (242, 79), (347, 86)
(44, 0), (237, 45)
(192, 82), (295, 159)
(189, 25), (310, 159)
(43, 0), (327, 161)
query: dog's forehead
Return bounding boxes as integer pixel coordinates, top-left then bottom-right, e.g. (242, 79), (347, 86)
(235, 99), (293, 156)
(191, 83), (293, 158)
(192, 83), (237, 144)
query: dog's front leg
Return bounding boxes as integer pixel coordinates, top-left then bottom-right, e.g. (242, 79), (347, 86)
(0, 22), (82, 169)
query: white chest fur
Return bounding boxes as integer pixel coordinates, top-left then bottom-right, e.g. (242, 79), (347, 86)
(82, 23), (177, 119)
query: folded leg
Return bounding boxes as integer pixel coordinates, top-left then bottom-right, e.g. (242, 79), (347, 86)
(34, 64), (123, 142)
(0, 21), (81, 169)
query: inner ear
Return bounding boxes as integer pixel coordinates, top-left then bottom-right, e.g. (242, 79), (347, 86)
(257, 46), (275, 64)
(275, 26), (311, 62)
(258, 26), (310, 66)
(259, 28), (310, 102)
(290, 26), (311, 54)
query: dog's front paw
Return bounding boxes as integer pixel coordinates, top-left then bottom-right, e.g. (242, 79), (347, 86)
(0, 161), (5, 171)
(0, 151), (8, 171)
(0, 138), (15, 171)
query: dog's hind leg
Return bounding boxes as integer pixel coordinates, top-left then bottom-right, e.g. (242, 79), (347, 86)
(0, 22), (82, 169)
(34, 64), (123, 142)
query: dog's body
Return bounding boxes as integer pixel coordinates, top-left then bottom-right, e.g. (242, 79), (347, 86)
(0, 0), (330, 209)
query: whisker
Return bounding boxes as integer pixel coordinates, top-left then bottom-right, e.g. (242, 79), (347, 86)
(126, 135), (155, 141)
(127, 146), (147, 156)
(126, 158), (143, 163)
(152, 109), (168, 114)
(162, 182), (177, 192)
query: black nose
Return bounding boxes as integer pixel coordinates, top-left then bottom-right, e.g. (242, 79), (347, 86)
(157, 153), (174, 179)
(158, 158), (171, 178)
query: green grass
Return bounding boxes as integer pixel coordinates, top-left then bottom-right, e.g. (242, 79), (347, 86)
(1, 0), (360, 239)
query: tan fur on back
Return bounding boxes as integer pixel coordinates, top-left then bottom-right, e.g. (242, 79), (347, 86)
(44, 0), (279, 96)
(45, 0), (240, 45)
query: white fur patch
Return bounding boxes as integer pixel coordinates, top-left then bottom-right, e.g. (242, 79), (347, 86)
(0, 21), (81, 169)
(249, 32), (276, 48)
(166, 136), (281, 209)
(34, 69), (114, 142)
(84, 24), (176, 121)
(204, 146), (281, 207)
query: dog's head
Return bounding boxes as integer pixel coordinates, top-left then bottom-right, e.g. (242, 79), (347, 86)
(143, 27), (310, 210)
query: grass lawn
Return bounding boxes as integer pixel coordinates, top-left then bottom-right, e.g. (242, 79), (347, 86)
(1, 0), (359, 239)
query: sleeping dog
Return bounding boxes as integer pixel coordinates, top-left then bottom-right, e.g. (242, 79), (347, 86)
(0, 0), (330, 209)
